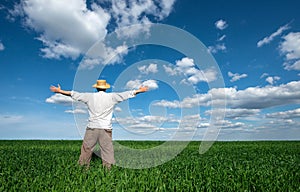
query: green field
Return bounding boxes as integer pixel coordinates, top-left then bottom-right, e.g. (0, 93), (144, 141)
(0, 140), (299, 191)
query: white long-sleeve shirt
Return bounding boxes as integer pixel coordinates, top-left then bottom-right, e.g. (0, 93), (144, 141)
(71, 90), (135, 129)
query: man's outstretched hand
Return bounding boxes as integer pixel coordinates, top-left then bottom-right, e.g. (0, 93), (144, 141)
(134, 86), (149, 95)
(50, 84), (71, 96)
(50, 84), (61, 93)
(139, 86), (149, 93)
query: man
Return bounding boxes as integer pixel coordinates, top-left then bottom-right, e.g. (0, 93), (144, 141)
(50, 79), (148, 169)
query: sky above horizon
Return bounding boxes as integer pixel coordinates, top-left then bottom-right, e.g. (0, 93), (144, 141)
(0, 0), (299, 141)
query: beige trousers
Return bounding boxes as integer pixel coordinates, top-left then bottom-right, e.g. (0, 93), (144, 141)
(78, 128), (115, 169)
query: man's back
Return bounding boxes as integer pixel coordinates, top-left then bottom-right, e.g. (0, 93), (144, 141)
(71, 90), (135, 129)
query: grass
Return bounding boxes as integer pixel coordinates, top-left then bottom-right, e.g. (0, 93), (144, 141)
(0, 140), (299, 191)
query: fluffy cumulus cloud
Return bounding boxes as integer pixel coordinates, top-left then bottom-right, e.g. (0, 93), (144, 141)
(260, 73), (281, 85)
(10, 0), (176, 64)
(46, 94), (88, 114)
(208, 43), (226, 54)
(14, 0), (111, 60)
(208, 19), (228, 54)
(163, 57), (217, 84)
(45, 93), (73, 105)
(257, 23), (300, 72)
(79, 44), (129, 69)
(125, 79), (159, 90)
(154, 80), (300, 109)
(280, 32), (300, 71)
(228, 71), (247, 82)
(215, 19), (228, 30)
(265, 76), (280, 85)
(257, 23), (290, 47)
(138, 63), (158, 74)
(110, 0), (175, 38)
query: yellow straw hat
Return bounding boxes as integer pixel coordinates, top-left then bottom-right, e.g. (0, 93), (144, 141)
(92, 80), (110, 89)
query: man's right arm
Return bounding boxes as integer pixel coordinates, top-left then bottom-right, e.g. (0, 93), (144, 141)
(112, 86), (149, 103)
(50, 84), (71, 96)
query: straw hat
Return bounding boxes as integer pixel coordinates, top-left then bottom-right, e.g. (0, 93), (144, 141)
(92, 80), (110, 89)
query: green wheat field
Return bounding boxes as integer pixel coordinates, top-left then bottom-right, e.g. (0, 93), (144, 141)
(0, 140), (299, 191)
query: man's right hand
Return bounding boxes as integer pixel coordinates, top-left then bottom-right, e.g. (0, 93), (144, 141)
(50, 84), (61, 93)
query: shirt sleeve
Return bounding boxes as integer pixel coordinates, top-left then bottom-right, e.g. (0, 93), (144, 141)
(71, 91), (90, 104)
(111, 91), (135, 103)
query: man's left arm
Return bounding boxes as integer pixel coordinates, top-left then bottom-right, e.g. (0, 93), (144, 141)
(133, 86), (149, 95)
(112, 86), (149, 103)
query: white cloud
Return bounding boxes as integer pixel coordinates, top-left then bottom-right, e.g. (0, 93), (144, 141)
(163, 57), (218, 84)
(142, 80), (159, 90)
(176, 57), (195, 68)
(138, 63), (158, 74)
(263, 108), (300, 132)
(11, 0), (176, 63)
(0, 41), (5, 51)
(79, 44), (129, 69)
(215, 19), (228, 30)
(280, 32), (300, 71)
(65, 108), (87, 114)
(208, 43), (226, 54)
(228, 71), (248, 82)
(265, 76), (280, 85)
(125, 79), (159, 90)
(197, 119), (248, 131)
(110, 0), (175, 26)
(283, 60), (300, 71)
(45, 93), (73, 105)
(205, 108), (260, 120)
(187, 68), (217, 84)
(114, 113), (200, 134)
(37, 36), (81, 60)
(114, 106), (122, 112)
(209, 20), (228, 54)
(163, 65), (177, 76)
(139, 115), (169, 123)
(214, 120), (245, 130)
(227, 81), (300, 109)
(16, 0), (110, 60)
(110, 0), (154, 25)
(125, 79), (142, 90)
(218, 34), (226, 41)
(153, 99), (181, 108)
(111, 0), (175, 38)
(280, 32), (300, 60)
(158, 0), (176, 19)
(260, 73), (269, 79)
(101, 0), (175, 39)
(257, 23), (290, 47)
(266, 108), (300, 119)
(154, 80), (300, 109)
(128, 123), (158, 130)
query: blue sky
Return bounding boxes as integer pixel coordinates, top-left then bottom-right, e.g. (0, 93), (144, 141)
(0, 0), (299, 140)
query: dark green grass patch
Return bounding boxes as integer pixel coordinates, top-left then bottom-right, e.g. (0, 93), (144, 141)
(0, 140), (299, 191)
